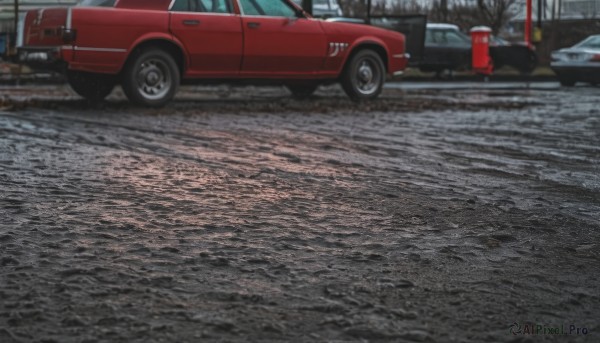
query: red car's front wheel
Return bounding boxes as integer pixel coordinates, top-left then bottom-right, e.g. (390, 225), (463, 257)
(341, 49), (385, 101)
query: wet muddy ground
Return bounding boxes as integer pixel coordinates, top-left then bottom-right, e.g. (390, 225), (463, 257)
(1, 84), (599, 342)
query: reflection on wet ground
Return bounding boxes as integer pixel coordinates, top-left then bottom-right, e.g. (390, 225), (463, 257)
(0, 84), (599, 342)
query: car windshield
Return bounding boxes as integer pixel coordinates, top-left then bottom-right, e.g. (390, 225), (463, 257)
(79, 0), (116, 6)
(574, 35), (600, 49)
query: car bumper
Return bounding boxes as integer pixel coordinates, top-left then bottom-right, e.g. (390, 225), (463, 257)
(18, 46), (71, 71)
(551, 62), (600, 82)
(391, 53), (410, 76)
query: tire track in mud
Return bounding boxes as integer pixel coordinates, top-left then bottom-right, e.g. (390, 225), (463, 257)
(1, 85), (599, 342)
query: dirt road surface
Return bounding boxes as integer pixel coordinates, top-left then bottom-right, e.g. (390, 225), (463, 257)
(1, 84), (599, 342)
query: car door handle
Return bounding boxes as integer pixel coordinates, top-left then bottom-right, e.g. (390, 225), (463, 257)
(183, 20), (200, 26)
(247, 22), (261, 29)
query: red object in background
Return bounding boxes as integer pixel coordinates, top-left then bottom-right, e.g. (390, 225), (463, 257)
(525, 0), (532, 46)
(470, 26), (493, 75)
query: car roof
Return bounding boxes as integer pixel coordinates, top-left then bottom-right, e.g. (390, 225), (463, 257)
(426, 23), (460, 30)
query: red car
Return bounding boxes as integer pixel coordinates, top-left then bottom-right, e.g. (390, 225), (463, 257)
(18, 0), (408, 107)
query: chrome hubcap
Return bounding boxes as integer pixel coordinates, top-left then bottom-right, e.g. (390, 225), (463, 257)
(136, 59), (171, 100)
(146, 71), (160, 86)
(356, 59), (380, 95)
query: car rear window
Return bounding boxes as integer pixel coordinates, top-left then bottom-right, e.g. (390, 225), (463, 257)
(79, 0), (116, 6)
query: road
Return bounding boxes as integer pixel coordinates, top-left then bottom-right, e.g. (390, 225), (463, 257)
(1, 83), (599, 342)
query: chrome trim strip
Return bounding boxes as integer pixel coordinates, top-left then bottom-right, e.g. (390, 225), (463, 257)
(393, 71), (404, 76)
(169, 11), (235, 16)
(393, 53), (410, 59)
(16, 14), (25, 47)
(328, 42), (348, 57)
(66, 7), (72, 30)
(235, 0), (244, 15)
(242, 14), (294, 18)
(34, 9), (46, 26)
(168, 0), (176, 11)
(74, 46), (127, 53)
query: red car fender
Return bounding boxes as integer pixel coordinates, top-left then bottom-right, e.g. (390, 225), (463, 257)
(120, 32), (189, 74)
(340, 36), (391, 75)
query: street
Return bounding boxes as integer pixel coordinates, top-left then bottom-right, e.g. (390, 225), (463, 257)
(1, 83), (599, 342)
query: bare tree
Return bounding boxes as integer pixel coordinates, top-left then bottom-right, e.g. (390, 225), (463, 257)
(340, 0), (515, 34)
(475, 0), (518, 33)
(14, 0), (19, 36)
(338, 0), (368, 17)
(440, 0), (449, 22)
(302, 0), (313, 15)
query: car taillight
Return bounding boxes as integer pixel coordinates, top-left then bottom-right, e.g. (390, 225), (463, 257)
(591, 54), (600, 62)
(59, 26), (76, 44)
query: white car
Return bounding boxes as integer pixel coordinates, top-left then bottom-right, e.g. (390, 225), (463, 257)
(551, 35), (600, 86)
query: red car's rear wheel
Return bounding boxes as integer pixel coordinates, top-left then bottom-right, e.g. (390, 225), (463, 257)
(67, 70), (115, 102)
(122, 48), (180, 107)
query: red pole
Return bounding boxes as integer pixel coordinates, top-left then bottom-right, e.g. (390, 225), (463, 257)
(525, 0), (532, 45)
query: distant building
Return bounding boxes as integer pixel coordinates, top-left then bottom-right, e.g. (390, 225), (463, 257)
(510, 0), (600, 22)
(560, 0), (600, 18)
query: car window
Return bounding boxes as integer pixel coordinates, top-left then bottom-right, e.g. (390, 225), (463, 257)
(171, 0), (233, 13)
(240, 0), (297, 17)
(79, 0), (116, 6)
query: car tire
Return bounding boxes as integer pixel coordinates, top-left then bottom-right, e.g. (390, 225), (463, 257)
(122, 48), (180, 107)
(519, 51), (538, 75)
(341, 49), (385, 101)
(559, 78), (576, 87)
(67, 70), (115, 102)
(286, 84), (318, 100)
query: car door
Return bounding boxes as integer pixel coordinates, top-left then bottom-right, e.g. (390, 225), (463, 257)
(238, 0), (327, 75)
(169, 0), (243, 77)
